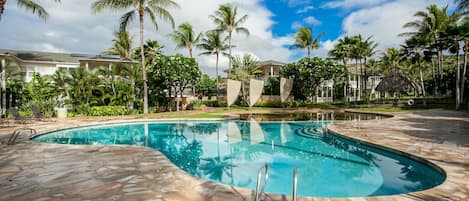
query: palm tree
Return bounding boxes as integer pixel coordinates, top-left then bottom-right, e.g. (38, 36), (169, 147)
(169, 22), (201, 58)
(230, 54), (263, 102)
(197, 31), (229, 100)
(0, 0), (60, 21)
(210, 3), (249, 77)
(455, 0), (468, 10)
(290, 26), (324, 57)
(92, 0), (178, 114)
(401, 5), (453, 81)
(104, 30), (133, 59)
(329, 36), (356, 101)
(381, 48), (401, 73)
(401, 35), (430, 99)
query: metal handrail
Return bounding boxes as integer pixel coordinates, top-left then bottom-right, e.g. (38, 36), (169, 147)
(254, 163), (269, 201)
(7, 127), (36, 145)
(292, 167), (298, 201)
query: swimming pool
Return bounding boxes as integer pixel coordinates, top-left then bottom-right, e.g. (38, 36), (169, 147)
(31, 120), (445, 197)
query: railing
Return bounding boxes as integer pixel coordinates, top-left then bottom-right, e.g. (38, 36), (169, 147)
(7, 127), (36, 145)
(254, 163), (269, 201)
(292, 167), (298, 201)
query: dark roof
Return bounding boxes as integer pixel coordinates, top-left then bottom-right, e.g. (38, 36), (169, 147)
(375, 67), (420, 93)
(0, 49), (133, 63)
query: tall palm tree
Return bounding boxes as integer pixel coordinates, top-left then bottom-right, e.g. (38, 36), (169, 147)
(401, 5), (453, 81)
(210, 3), (249, 77)
(104, 30), (133, 59)
(401, 35), (430, 99)
(92, 0), (178, 114)
(169, 22), (201, 58)
(197, 31), (229, 100)
(329, 36), (355, 101)
(290, 26), (324, 57)
(0, 0), (60, 21)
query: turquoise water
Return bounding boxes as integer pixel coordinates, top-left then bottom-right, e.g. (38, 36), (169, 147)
(32, 121), (445, 197)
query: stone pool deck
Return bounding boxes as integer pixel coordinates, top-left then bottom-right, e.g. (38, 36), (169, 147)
(0, 110), (468, 201)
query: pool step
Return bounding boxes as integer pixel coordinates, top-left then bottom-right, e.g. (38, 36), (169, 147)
(295, 127), (326, 139)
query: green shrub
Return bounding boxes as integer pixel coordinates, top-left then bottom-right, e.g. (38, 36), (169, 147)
(87, 106), (129, 116)
(202, 100), (227, 107)
(254, 101), (283, 108)
(192, 100), (203, 108)
(20, 99), (55, 117)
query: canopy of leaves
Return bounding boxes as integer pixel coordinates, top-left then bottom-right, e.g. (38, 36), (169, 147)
(280, 57), (347, 100)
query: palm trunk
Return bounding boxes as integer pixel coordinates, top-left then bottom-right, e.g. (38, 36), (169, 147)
(456, 45), (461, 110)
(355, 59), (359, 101)
(216, 51), (219, 101)
(418, 60), (426, 106)
(0, 0), (6, 21)
(139, 8), (148, 114)
(228, 32), (232, 78)
(460, 41), (468, 108)
(188, 44), (193, 58)
(307, 47), (311, 57)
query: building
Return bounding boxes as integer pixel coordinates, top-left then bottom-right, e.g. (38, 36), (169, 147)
(259, 60), (284, 82)
(0, 49), (134, 82)
(345, 65), (383, 101)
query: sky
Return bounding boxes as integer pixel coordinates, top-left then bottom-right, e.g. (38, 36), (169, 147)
(0, 0), (455, 77)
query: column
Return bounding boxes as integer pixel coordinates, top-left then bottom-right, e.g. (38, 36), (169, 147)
(85, 62), (89, 70)
(270, 65), (273, 76)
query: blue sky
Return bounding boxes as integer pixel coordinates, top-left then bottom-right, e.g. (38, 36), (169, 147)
(0, 0), (453, 76)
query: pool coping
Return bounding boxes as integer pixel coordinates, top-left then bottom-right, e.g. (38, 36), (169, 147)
(22, 110), (468, 201)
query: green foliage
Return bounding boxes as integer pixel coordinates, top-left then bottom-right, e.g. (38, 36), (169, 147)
(192, 100), (204, 108)
(202, 100), (227, 107)
(280, 57), (347, 100)
(88, 106), (129, 116)
(264, 77), (280, 95)
(196, 74), (216, 96)
(19, 99), (55, 117)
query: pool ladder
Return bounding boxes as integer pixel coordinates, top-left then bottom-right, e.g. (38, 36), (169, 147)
(253, 164), (298, 201)
(254, 163), (269, 201)
(7, 127), (36, 145)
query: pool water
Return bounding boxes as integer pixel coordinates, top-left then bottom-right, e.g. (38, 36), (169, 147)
(32, 121), (445, 197)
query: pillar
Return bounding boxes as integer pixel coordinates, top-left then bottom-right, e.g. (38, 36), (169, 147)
(85, 62), (89, 70)
(1, 58), (5, 116)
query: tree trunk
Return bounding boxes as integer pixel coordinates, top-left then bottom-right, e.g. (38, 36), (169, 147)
(188, 44), (193, 58)
(0, 0), (6, 21)
(215, 52), (219, 101)
(139, 8), (148, 114)
(355, 59), (359, 101)
(168, 87), (172, 112)
(418, 60), (426, 106)
(456, 44), (461, 110)
(461, 41), (468, 107)
(227, 32), (232, 78)
(176, 88), (180, 112)
(307, 47), (311, 58)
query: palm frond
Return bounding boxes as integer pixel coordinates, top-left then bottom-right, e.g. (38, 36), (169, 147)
(119, 10), (135, 31)
(17, 0), (49, 20)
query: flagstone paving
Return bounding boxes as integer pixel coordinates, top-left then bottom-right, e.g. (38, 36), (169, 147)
(0, 110), (468, 201)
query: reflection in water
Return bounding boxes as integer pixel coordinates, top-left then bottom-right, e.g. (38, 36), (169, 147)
(239, 111), (388, 121)
(33, 120), (444, 197)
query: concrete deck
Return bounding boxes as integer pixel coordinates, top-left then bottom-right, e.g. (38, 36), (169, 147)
(0, 110), (468, 201)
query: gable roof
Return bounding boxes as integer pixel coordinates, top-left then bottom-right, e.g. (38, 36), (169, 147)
(260, 60), (286, 66)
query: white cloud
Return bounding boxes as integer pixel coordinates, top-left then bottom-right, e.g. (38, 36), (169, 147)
(0, 0), (293, 77)
(291, 21), (302, 30)
(303, 16), (322, 25)
(296, 6), (314, 14)
(282, 0), (311, 7)
(323, 0), (388, 9)
(340, 0), (447, 54)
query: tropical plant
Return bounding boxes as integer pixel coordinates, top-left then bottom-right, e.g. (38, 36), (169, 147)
(51, 68), (69, 107)
(197, 31), (229, 100)
(105, 30), (133, 59)
(455, 0), (468, 10)
(401, 35), (430, 98)
(401, 5), (455, 81)
(151, 54), (201, 111)
(196, 74), (216, 96)
(169, 22), (202, 58)
(280, 57), (347, 101)
(0, 0), (60, 21)
(230, 54), (262, 102)
(290, 26), (324, 57)
(92, 0), (179, 114)
(381, 48), (401, 73)
(66, 67), (102, 113)
(210, 3), (249, 76)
